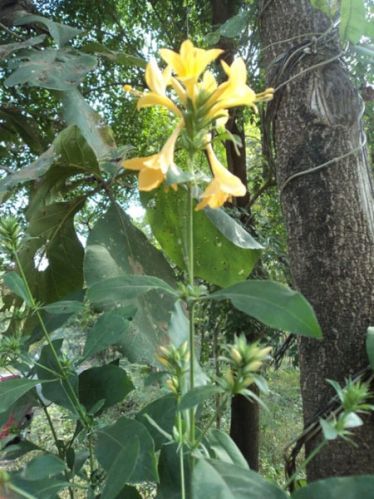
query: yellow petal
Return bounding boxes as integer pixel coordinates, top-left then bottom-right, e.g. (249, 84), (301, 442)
(160, 40), (222, 81)
(123, 155), (155, 171)
(138, 167), (165, 191)
(170, 77), (187, 105)
(137, 93), (182, 118)
(145, 59), (168, 94)
(206, 144), (246, 197)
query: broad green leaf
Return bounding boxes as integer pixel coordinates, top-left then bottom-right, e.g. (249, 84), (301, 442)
(142, 188), (261, 287)
(82, 309), (133, 361)
(22, 454), (65, 481)
(0, 35), (46, 60)
(87, 275), (178, 307)
(366, 327), (374, 370)
(0, 378), (40, 413)
(1, 441), (41, 460)
(113, 485), (142, 499)
(340, 0), (366, 44)
(0, 147), (56, 193)
(62, 89), (116, 167)
(3, 271), (32, 306)
(0, 125), (99, 195)
(5, 48), (96, 90)
(219, 12), (249, 38)
(204, 208), (263, 250)
(42, 300), (83, 315)
(81, 41), (146, 68)
(79, 365), (134, 413)
(95, 417), (158, 484)
(292, 475), (374, 499)
(211, 280), (322, 338)
(136, 395), (177, 450)
(15, 14), (82, 47)
(205, 429), (249, 469)
(19, 198), (85, 305)
(192, 459), (287, 499)
(84, 204), (176, 364)
(355, 44), (374, 59)
(9, 473), (69, 499)
(179, 385), (222, 411)
(310, 0), (339, 17)
(36, 340), (79, 415)
(100, 439), (139, 499)
(157, 443), (191, 499)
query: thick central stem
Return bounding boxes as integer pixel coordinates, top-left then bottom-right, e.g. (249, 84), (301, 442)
(187, 180), (195, 444)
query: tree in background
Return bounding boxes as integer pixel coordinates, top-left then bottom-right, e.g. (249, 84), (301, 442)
(259, 0), (374, 480)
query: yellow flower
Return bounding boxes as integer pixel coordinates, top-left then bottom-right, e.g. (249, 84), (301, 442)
(160, 40), (223, 98)
(196, 143), (246, 210)
(137, 58), (182, 118)
(206, 58), (274, 120)
(123, 125), (181, 191)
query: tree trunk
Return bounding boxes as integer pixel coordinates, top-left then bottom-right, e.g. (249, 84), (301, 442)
(210, 0), (260, 470)
(259, 0), (374, 480)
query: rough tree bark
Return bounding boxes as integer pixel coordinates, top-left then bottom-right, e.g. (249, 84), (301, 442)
(211, 0), (259, 470)
(259, 0), (374, 480)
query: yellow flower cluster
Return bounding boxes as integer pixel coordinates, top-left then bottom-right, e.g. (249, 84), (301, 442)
(123, 40), (273, 209)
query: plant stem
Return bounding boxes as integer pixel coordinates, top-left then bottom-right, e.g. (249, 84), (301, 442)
(187, 180), (195, 445)
(284, 440), (327, 490)
(13, 251), (89, 427)
(192, 395), (228, 450)
(178, 413), (186, 499)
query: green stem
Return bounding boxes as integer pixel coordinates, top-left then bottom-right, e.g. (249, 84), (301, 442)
(187, 181), (195, 445)
(40, 401), (61, 456)
(284, 440), (327, 490)
(178, 413), (186, 499)
(13, 250), (89, 427)
(192, 395), (228, 450)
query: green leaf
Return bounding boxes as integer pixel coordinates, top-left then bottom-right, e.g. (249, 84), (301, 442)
(3, 271), (32, 306)
(79, 365), (134, 414)
(157, 443), (191, 499)
(95, 417), (158, 485)
(36, 340), (79, 415)
(84, 204), (176, 364)
(204, 208), (263, 250)
(0, 378), (40, 413)
(354, 44), (374, 59)
(82, 309), (133, 361)
(320, 418), (338, 440)
(87, 275), (178, 307)
(0, 35), (46, 60)
(42, 300), (83, 315)
(192, 459), (288, 499)
(1, 441), (41, 460)
(113, 485), (142, 498)
(310, 0), (339, 17)
(142, 188), (261, 287)
(340, 0), (366, 44)
(292, 475), (374, 499)
(19, 198), (85, 305)
(219, 12), (249, 38)
(366, 327), (374, 370)
(179, 385), (222, 411)
(15, 14), (82, 47)
(205, 429), (249, 469)
(81, 41), (146, 68)
(9, 473), (69, 499)
(136, 395), (177, 450)
(211, 280), (322, 338)
(62, 89), (116, 167)
(22, 454), (65, 481)
(5, 48), (96, 90)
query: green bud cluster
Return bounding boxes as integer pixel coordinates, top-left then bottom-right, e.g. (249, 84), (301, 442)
(0, 216), (22, 253)
(157, 341), (190, 396)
